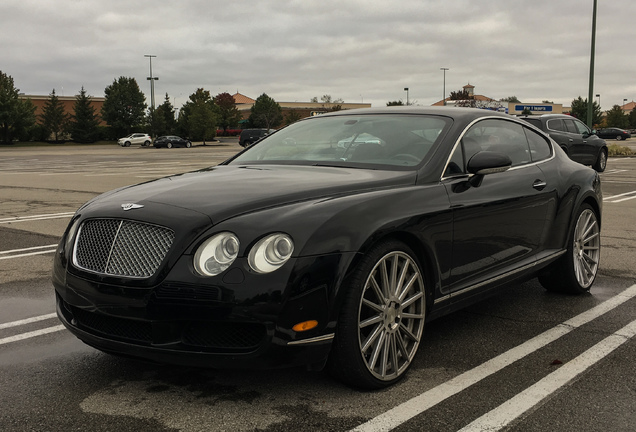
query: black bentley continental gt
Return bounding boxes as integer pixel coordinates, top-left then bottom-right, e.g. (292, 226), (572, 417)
(53, 107), (602, 389)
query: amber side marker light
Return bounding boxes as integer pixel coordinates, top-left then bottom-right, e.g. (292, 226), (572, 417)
(292, 320), (318, 332)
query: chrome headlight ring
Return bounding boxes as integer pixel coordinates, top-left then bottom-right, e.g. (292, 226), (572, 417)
(248, 233), (294, 274)
(193, 232), (240, 276)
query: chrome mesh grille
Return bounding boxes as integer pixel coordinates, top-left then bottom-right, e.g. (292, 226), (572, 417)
(74, 219), (174, 278)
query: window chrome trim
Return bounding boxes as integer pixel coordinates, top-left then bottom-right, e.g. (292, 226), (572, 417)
(440, 116), (556, 182)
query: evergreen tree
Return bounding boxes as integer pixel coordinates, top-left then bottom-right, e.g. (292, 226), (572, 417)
(248, 93), (282, 129)
(570, 97), (602, 127)
(0, 70), (36, 144)
(213, 92), (242, 133)
(70, 87), (100, 143)
(40, 89), (69, 141)
(102, 77), (147, 138)
(155, 93), (176, 136)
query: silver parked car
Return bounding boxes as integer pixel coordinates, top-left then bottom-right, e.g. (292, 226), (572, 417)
(118, 133), (152, 147)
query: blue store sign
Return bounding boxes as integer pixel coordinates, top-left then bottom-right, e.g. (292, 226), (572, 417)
(515, 105), (553, 112)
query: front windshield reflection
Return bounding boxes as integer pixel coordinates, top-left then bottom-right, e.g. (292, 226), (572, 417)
(229, 114), (451, 169)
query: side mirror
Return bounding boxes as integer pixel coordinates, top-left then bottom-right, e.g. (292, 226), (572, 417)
(467, 151), (512, 175)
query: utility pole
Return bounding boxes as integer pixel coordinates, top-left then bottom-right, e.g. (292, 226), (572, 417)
(440, 68), (449, 106)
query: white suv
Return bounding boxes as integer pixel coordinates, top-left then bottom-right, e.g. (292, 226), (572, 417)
(118, 133), (152, 147)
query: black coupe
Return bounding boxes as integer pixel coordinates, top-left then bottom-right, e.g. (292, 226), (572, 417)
(53, 107), (602, 389)
(153, 135), (192, 148)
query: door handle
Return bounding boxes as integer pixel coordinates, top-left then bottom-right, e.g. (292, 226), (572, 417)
(533, 180), (547, 191)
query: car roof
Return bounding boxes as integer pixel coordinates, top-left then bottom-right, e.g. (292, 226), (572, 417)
(320, 106), (512, 120)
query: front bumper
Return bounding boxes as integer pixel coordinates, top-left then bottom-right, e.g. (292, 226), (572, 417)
(53, 251), (355, 370)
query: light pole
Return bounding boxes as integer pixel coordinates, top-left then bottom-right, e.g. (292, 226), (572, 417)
(587, 0), (597, 128)
(145, 55), (159, 111)
(624, 98), (628, 110)
(404, 87), (409, 106)
(596, 94), (600, 107)
(440, 68), (449, 106)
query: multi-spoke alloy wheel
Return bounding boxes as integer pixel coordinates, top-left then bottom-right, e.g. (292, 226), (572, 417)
(329, 240), (426, 389)
(358, 251), (426, 382)
(539, 204), (600, 294)
(572, 208), (600, 289)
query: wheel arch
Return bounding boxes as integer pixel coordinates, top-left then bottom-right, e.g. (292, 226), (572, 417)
(336, 230), (440, 318)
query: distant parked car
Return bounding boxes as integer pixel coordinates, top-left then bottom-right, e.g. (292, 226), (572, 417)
(154, 136), (192, 149)
(239, 129), (274, 147)
(597, 127), (631, 141)
(118, 133), (152, 147)
(519, 114), (608, 172)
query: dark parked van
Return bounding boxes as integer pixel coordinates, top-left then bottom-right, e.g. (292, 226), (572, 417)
(520, 114), (608, 172)
(239, 129), (274, 147)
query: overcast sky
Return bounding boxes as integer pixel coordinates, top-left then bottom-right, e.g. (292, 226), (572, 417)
(2, 0), (634, 110)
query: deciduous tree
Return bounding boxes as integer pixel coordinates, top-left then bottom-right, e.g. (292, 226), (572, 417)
(102, 77), (147, 138)
(605, 105), (628, 128)
(178, 88), (217, 142)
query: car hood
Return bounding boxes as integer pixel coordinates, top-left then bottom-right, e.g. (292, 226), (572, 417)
(85, 165), (418, 223)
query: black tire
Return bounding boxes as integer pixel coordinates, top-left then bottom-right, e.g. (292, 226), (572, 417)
(144, 140), (151, 146)
(593, 148), (607, 172)
(186, 141), (192, 148)
(615, 135), (623, 141)
(328, 240), (426, 389)
(539, 204), (600, 294)
(167, 142), (172, 149)
(124, 141), (131, 147)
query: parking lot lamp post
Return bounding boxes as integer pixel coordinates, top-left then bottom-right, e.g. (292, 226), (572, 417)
(404, 88), (409, 106)
(624, 99), (628, 111)
(440, 68), (449, 106)
(587, 0), (597, 128)
(145, 55), (158, 111)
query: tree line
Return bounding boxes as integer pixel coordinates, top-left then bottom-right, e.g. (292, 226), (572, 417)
(0, 70), (286, 144)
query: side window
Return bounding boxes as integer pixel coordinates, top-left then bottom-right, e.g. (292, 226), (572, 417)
(563, 119), (580, 134)
(547, 119), (565, 132)
(463, 119), (531, 167)
(524, 127), (552, 162)
(572, 119), (591, 135)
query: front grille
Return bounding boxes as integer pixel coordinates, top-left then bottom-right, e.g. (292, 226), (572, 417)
(74, 219), (174, 278)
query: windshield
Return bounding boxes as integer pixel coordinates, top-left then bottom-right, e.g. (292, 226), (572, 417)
(228, 114), (451, 169)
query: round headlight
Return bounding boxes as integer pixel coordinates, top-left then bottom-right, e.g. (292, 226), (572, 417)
(248, 233), (294, 274)
(194, 232), (240, 276)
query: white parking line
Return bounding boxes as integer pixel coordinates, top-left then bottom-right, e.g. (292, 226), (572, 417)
(458, 318), (636, 431)
(0, 325), (65, 346)
(351, 284), (636, 432)
(0, 244), (58, 260)
(603, 190), (636, 203)
(0, 313), (57, 330)
(0, 212), (75, 224)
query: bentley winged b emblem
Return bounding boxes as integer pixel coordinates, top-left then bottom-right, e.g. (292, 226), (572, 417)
(121, 203), (144, 211)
